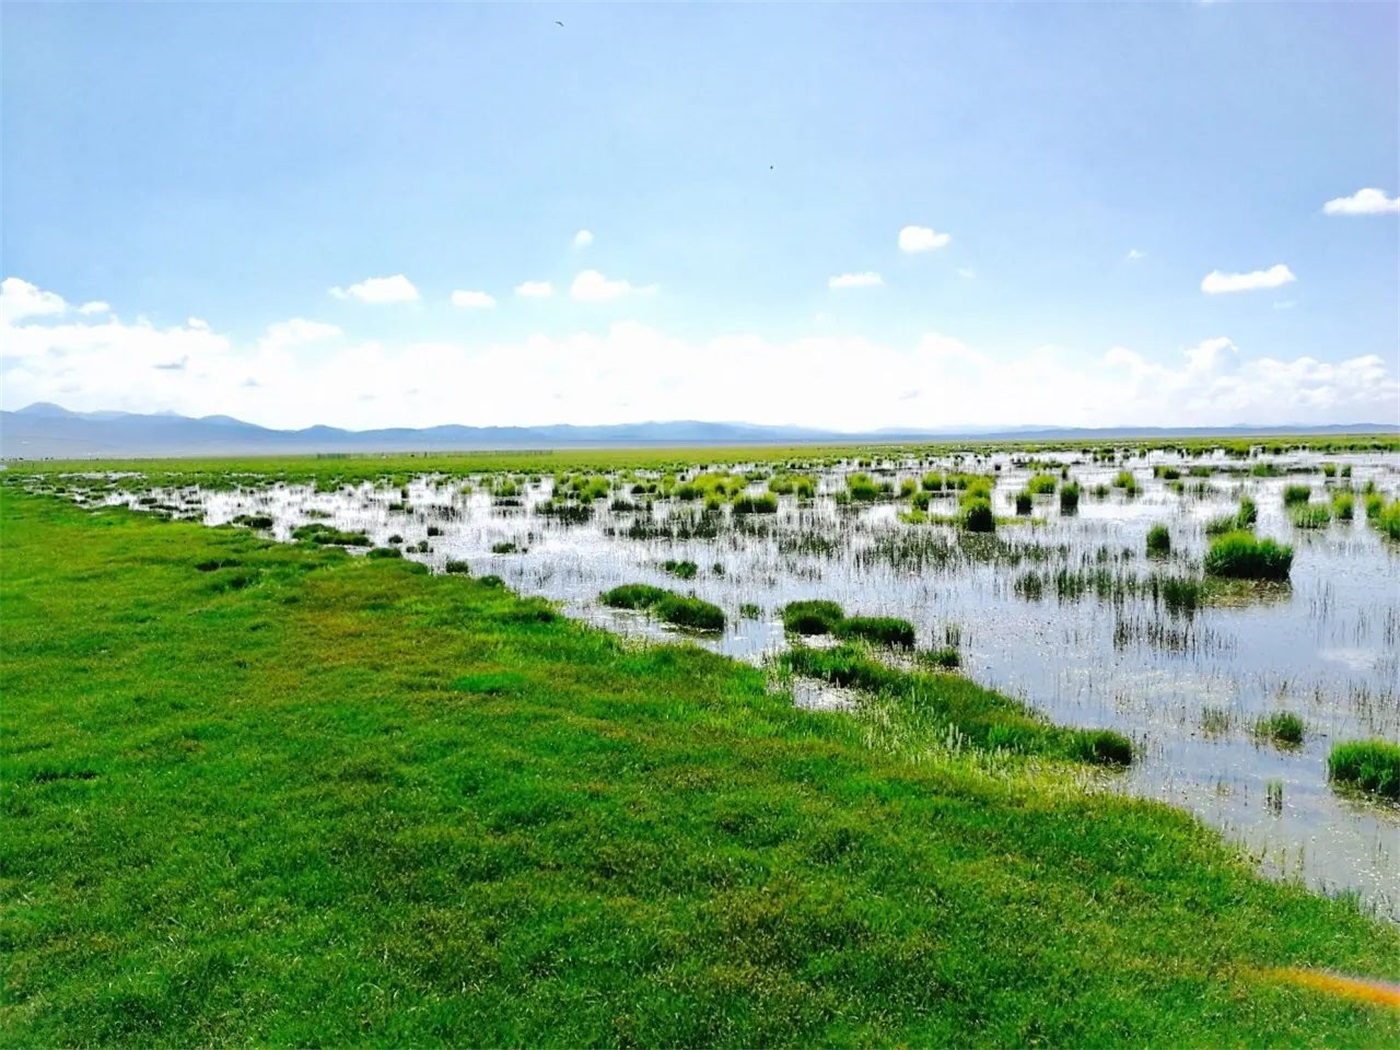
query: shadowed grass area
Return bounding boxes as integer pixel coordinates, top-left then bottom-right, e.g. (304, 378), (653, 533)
(781, 599), (846, 636)
(3, 491), (1400, 1045)
(1328, 740), (1400, 801)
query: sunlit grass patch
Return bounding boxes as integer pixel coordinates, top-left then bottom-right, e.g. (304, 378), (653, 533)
(1328, 739), (1400, 801)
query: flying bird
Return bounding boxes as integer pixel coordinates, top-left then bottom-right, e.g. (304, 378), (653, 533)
(555, 20), (564, 27)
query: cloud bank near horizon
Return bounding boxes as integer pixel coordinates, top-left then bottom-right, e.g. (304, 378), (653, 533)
(2, 277), (1395, 433)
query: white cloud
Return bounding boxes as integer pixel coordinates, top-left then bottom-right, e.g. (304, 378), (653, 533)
(828, 272), (884, 289)
(78, 301), (110, 316)
(6, 277), (1396, 433)
(515, 280), (554, 299)
(1201, 264), (1296, 295)
(188, 317), (209, 330)
(0, 277), (67, 323)
(328, 274), (420, 303)
(260, 318), (343, 351)
(450, 289), (497, 309)
(1125, 249), (1146, 262)
(956, 267), (976, 279)
(573, 229), (594, 249)
(1322, 188), (1400, 216)
(898, 226), (952, 253)
(570, 269), (652, 302)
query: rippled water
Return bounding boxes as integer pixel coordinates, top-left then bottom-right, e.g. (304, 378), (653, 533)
(30, 447), (1400, 919)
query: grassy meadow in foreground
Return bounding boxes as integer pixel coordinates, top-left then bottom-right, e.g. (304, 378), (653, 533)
(3, 486), (1400, 1045)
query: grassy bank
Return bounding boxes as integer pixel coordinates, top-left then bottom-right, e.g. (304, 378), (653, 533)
(2, 490), (1398, 1045)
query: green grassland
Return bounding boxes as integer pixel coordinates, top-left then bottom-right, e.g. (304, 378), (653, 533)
(3, 488), (1399, 1045)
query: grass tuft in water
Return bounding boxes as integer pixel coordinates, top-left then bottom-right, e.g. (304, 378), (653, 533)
(1327, 739), (1400, 800)
(962, 497), (995, 533)
(1282, 484), (1312, 507)
(781, 599), (846, 636)
(834, 616), (917, 649)
(1145, 523), (1171, 556)
(1058, 482), (1080, 514)
(600, 583), (669, 610)
(653, 594), (726, 632)
(1254, 712), (1304, 747)
(1204, 532), (1293, 581)
(662, 559), (699, 580)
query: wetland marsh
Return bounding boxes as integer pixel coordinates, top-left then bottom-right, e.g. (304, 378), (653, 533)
(18, 439), (1400, 921)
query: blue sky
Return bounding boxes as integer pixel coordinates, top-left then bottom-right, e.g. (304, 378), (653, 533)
(2, 2), (1397, 430)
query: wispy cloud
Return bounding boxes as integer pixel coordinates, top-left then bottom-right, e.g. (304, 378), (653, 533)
(828, 272), (884, 289)
(898, 226), (952, 253)
(573, 229), (594, 248)
(328, 274), (420, 303)
(1125, 248), (1146, 262)
(515, 280), (554, 299)
(1322, 188), (1400, 216)
(1201, 264), (1296, 295)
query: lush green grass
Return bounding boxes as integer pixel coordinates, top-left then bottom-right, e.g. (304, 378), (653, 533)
(1203, 532), (1294, 581)
(1058, 482), (1080, 514)
(1282, 484), (1312, 507)
(1328, 740), (1400, 801)
(1026, 473), (1058, 495)
(4, 491), (1400, 1045)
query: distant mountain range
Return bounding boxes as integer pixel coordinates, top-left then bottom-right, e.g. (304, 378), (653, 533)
(1, 402), (1396, 459)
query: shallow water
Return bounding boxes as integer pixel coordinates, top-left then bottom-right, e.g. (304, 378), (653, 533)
(32, 448), (1400, 920)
